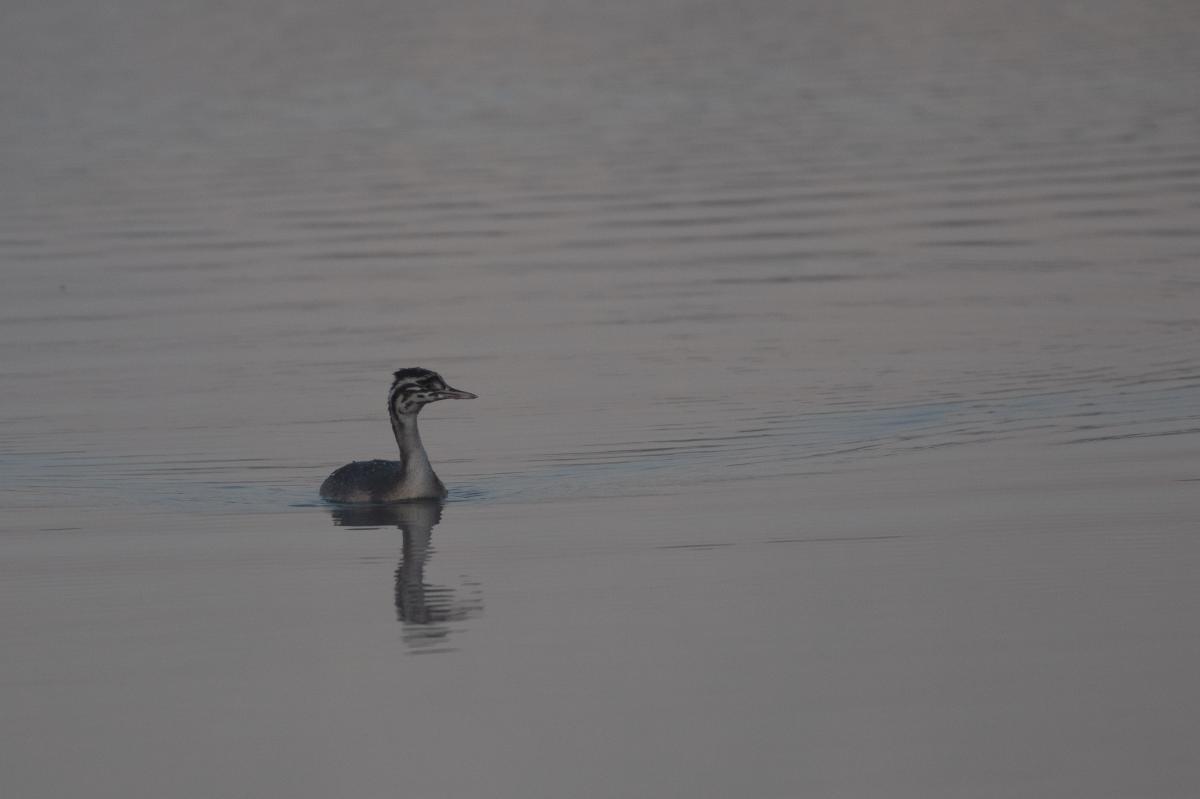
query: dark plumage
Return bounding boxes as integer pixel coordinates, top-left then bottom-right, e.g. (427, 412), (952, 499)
(319, 368), (476, 503)
(319, 459), (424, 504)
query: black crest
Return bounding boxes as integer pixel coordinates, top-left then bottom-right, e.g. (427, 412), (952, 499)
(392, 367), (438, 385)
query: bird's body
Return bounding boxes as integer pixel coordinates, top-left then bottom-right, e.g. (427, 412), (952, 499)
(319, 368), (476, 503)
(319, 459), (444, 503)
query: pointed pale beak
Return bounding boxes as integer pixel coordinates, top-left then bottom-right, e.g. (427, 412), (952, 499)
(435, 385), (477, 400)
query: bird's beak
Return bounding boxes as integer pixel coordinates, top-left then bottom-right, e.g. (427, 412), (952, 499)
(436, 385), (477, 400)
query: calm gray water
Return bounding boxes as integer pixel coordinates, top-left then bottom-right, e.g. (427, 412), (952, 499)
(3, 1), (1200, 796)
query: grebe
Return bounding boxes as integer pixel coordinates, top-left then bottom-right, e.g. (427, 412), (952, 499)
(319, 368), (476, 502)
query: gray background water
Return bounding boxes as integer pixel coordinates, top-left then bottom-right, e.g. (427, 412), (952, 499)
(3, 1), (1200, 796)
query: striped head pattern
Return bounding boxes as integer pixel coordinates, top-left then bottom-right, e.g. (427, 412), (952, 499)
(388, 368), (477, 417)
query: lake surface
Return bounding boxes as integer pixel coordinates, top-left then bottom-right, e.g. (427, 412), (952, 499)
(3, 1), (1200, 796)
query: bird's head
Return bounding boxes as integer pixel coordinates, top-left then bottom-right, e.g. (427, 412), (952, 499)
(388, 367), (477, 417)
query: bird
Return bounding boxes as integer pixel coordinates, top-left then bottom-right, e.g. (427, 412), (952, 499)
(319, 368), (477, 503)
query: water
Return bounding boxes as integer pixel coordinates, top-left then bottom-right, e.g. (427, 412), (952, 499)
(3, 1), (1200, 796)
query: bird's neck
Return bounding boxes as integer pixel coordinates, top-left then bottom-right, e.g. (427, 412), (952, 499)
(390, 411), (436, 483)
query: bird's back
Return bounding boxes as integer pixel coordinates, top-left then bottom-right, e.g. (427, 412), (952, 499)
(319, 459), (408, 503)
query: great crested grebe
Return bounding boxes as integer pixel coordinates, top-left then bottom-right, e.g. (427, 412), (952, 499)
(319, 368), (476, 503)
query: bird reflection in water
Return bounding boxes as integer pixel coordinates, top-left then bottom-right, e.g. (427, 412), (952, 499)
(328, 499), (482, 652)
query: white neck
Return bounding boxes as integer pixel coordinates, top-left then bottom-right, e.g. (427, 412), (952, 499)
(391, 412), (440, 493)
